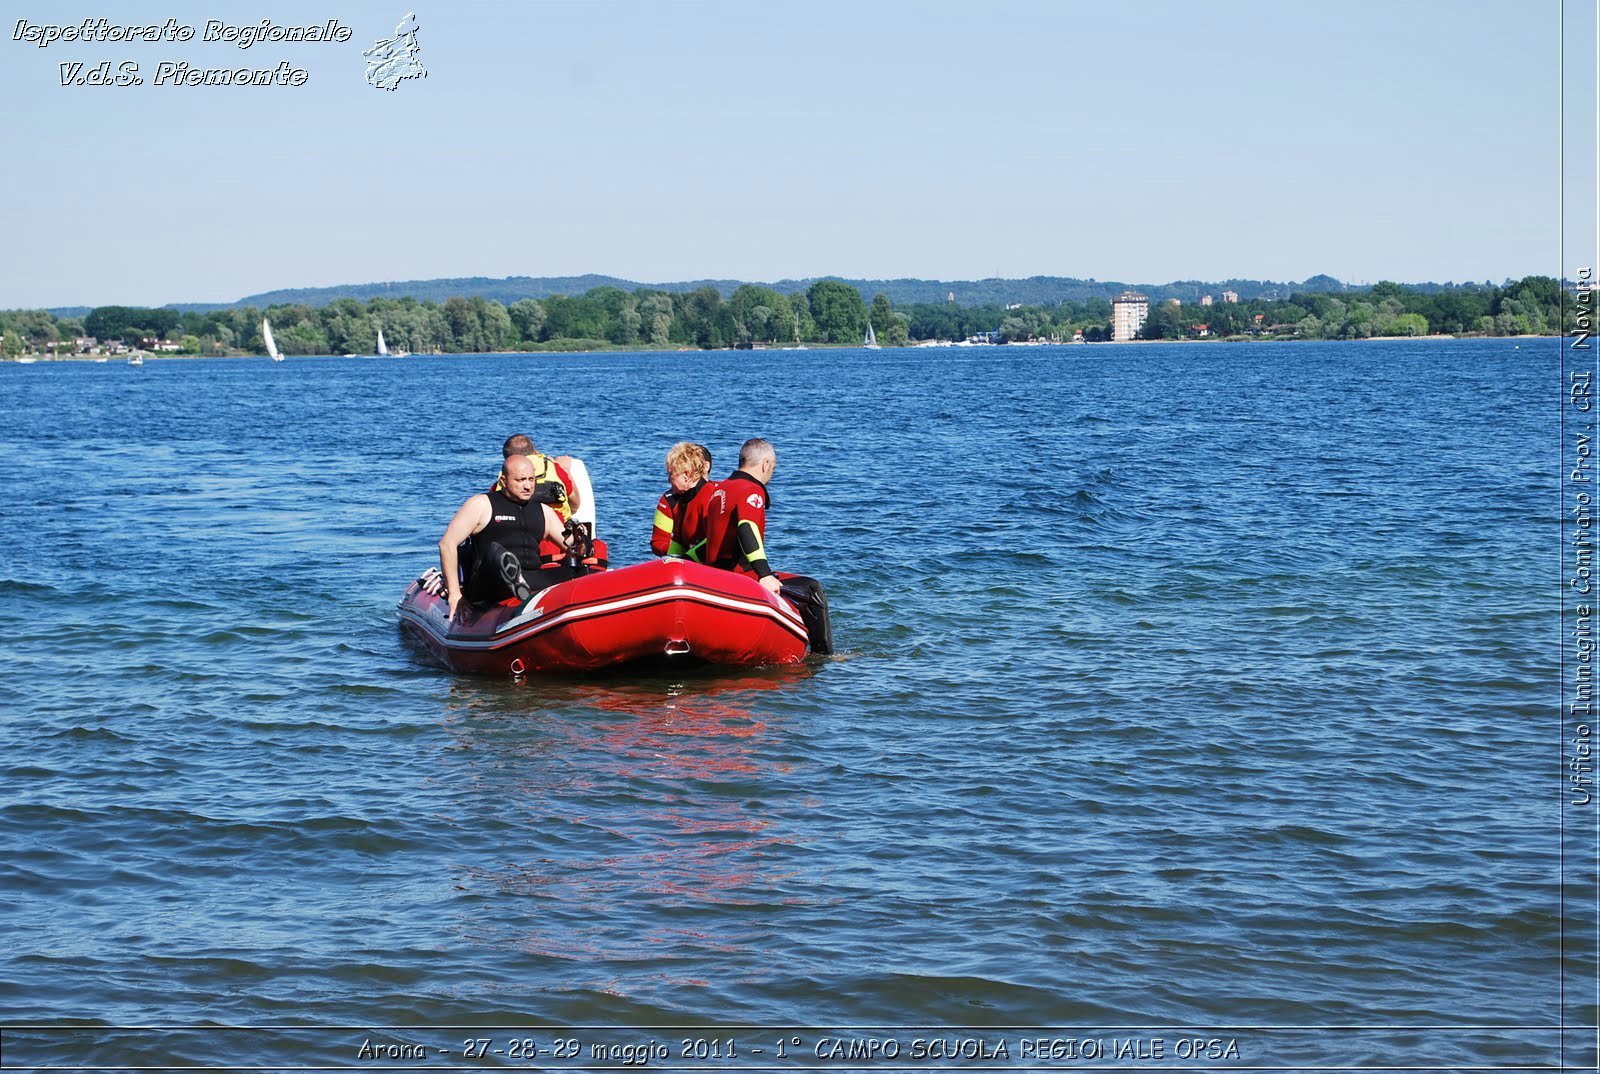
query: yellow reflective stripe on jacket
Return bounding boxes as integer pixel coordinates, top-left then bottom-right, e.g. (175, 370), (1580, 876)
(737, 518), (769, 571)
(668, 537), (708, 562)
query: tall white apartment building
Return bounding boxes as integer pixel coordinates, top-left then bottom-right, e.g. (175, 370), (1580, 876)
(1112, 290), (1149, 342)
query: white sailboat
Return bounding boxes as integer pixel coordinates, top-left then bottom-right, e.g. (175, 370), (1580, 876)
(376, 327), (409, 357)
(864, 321), (881, 349)
(263, 317), (284, 362)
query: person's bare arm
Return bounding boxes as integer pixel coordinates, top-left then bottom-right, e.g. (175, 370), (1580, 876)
(555, 455), (582, 514)
(438, 494), (491, 618)
(542, 503), (573, 551)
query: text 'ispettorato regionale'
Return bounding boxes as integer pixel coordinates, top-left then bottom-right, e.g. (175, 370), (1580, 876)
(13, 18), (353, 87)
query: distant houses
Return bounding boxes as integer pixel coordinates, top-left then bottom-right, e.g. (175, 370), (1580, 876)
(59, 336), (182, 356)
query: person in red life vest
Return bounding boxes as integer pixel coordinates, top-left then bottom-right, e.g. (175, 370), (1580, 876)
(651, 441), (714, 558)
(494, 433), (582, 569)
(670, 459), (718, 563)
(701, 437), (833, 654)
(438, 454), (574, 618)
(495, 433), (580, 518)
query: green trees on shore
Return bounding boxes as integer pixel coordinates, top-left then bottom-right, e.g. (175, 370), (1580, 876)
(1136, 277), (1569, 341)
(0, 275), (1578, 357)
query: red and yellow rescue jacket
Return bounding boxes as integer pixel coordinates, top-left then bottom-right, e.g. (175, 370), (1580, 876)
(700, 470), (774, 579)
(650, 491), (675, 557)
(652, 479), (716, 560)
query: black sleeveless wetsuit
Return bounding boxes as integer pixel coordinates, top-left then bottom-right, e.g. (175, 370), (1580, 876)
(463, 489), (556, 606)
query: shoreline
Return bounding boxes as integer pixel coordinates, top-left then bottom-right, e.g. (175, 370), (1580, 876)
(2, 333), (1557, 363)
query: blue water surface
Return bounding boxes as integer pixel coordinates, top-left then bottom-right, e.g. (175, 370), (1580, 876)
(0, 338), (1584, 1069)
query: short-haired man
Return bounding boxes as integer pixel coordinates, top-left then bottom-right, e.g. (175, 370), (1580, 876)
(701, 438), (781, 592)
(701, 437), (833, 654)
(496, 432), (589, 570)
(439, 453), (572, 618)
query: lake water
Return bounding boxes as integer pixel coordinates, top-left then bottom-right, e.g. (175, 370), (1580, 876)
(0, 338), (1590, 1071)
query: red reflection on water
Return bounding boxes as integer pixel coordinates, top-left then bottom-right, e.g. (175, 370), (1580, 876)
(441, 665), (817, 980)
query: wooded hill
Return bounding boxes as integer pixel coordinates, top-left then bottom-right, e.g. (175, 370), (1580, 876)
(46, 272), (1505, 319)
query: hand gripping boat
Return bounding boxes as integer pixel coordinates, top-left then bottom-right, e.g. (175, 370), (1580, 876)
(397, 558), (811, 675)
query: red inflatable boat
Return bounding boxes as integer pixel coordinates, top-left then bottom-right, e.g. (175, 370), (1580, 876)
(397, 558), (811, 675)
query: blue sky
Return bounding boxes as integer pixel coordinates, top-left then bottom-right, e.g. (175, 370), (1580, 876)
(0, 0), (1592, 308)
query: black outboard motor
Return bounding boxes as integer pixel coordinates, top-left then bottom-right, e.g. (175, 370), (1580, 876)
(779, 575), (833, 656)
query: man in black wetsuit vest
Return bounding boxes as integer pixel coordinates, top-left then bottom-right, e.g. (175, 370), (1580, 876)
(437, 454), (574, 618)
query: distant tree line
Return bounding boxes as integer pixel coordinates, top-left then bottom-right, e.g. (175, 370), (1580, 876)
(0, 276), (1577, 357)
(1135, 277), (1569, 341)
(2, 282), (884, 356)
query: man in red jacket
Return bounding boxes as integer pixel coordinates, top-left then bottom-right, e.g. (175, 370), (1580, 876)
(701, 437), (833, 654)
(701, 438), (781, 591)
